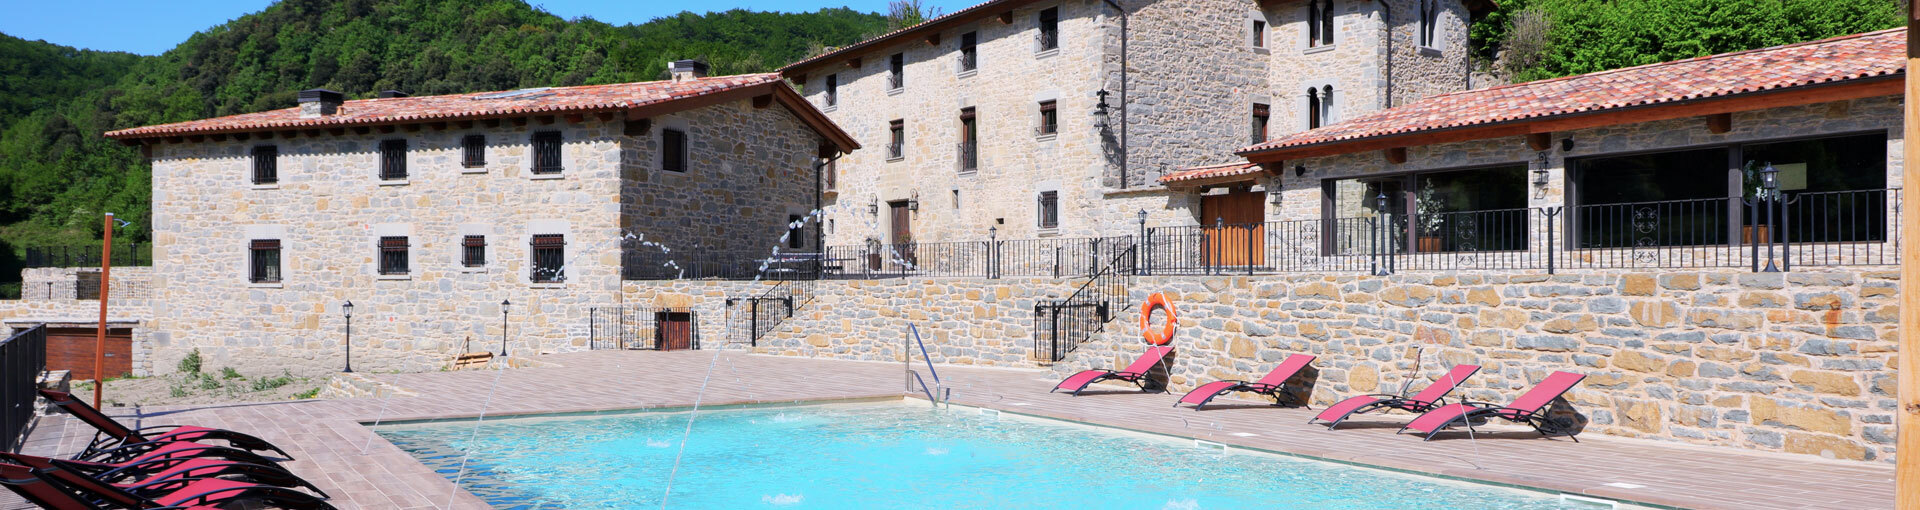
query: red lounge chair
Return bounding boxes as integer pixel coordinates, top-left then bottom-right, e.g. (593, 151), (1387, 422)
(1174, 353), (1316, 410)
(40, 389), (291, 459)
(1309, 364), (1481, 429)
(60, 455), (324, 494)
(1, 453), (334, 510)
(1400, 371), (1588, 442)
(1051, 346), (1175, 396)
(78, 440), (283, 470)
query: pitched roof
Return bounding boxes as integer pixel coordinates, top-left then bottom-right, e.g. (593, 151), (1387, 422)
(105, 73), (861, 153)
(779, 0), (1037, 77)
(1239, 28), (1905, 160)
(1159, 162), (1261, 185)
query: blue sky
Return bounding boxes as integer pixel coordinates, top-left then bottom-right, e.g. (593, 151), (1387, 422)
(0, 0), (979, 55)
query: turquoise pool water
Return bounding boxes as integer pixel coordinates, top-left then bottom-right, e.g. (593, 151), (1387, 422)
(379, 401), (1578, 509)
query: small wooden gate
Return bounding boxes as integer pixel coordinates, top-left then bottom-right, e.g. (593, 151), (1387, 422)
(1201, 191), (1267, 267)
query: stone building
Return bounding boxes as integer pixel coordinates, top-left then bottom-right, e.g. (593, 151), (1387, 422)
(780, 0), (1490, 245)
(92, 65), (857, 375)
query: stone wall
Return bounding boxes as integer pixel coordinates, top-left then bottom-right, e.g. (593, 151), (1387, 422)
(18, 267), (155, 303)
(620, 99), (826, 257)
(1052, 270), (1900, 463)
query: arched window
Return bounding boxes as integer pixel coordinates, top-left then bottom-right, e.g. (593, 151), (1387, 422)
(1307, 85), (1335, 129)
(1308, 0), (1335, 47)
(1419, 0), (1440, 47)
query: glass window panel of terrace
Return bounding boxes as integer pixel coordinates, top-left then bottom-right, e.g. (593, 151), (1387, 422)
(1327, 178), (1406, 255)
(1573, 147), (1730, 249)
(1741, 132), (1888, 243)
(1413, 166), (1529, 252)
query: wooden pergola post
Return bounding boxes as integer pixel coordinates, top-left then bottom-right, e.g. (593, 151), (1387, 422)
(1899, 7), (1919, 509)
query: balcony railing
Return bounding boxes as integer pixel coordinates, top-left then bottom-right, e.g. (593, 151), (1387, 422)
(887, 141), (904, 160)
(25, 243), (150, 268)
(957, 142), (977, 172)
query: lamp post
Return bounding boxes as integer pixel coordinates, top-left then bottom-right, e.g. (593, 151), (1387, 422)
(341, 301), (354, 373)
(499, 299), (511, 357)
(1760, 162), (1781, 272)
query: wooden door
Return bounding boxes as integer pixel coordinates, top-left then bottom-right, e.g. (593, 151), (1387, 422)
(1201, 191), (1267, 267)
(657, 312), (692, 350)
(46, 327), (131, 381)
(889, 201), (915, 266)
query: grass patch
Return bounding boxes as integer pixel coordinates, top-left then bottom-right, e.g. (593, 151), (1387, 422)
(292, 387), (321, 400)
(221, 367), (243, 379)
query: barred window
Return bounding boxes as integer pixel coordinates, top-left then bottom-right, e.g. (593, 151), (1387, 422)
(888, 120), (905, 160)
(250, 239), (281, 283)
(888, 53), (905, 90)
(1037, 191), (1059, 229)
(379, 236), (409, 275)
(462, 235), (486, 267)
(380, 139), (408, 180)
(532, 131), (563, 174)
(252, 145), (277, 185)
(1037, 8), (1059, 51)
(462, 135), (486, 168)
(531, 234), (565, 283)
(662, 129), (688, 172)
(959, 32), (978, 72)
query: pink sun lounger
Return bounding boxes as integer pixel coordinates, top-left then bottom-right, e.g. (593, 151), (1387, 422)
(1051, 346), (1175, 396)
(1400, 371), (1588, 442)
(1309, 364), (1481, 429)
(1174, 353), (1316, 410)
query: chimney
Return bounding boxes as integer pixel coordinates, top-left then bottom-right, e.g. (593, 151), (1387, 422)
(669, 60), (709, 82)
(378, 90), (409, 98)
(298, 89), (344, 117)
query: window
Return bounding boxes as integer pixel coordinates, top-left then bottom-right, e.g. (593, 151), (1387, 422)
(1252, 103), (1271, 144)
(530, 234), (565, 283)
(952, 189), (961, 208)
(825, 74), (838, 107)
(662, 129), (688, 172)
(788, 214), (806, 249)
(888, 120), (905, 160)
(889, 53), (905, 90)
(76, 271), (100, 300)
(1037, 8), (1060, 52)
(532, 131), (563, 174)
(1307, 85), (1333, 129)
(959, 108), (977, 172)
(960, 32), (979, 72)
(1308, 0), (1334, 48)
(1037, 100), (1058, 136)
(462, 135), (486, 168)
(1037, 191), (1059, 229)
(380, 139), (407, 180)
(251, 146), (277, 185)
(1327, 166), (1530, 254)
(463, 235), (486, 267)
(1252, 19), (1267, 48)
(249, 239), (281, 284)
(378, 236), (409, 275)
(824, 158), (838, 191)
(1418, 0), (1440, 48)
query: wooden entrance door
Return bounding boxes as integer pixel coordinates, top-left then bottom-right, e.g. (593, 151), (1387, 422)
(45, 327), (132, 381)
(656, 312), (692, 350)
(1201, 191), (1267, 267)
(889, 201), (915, 266)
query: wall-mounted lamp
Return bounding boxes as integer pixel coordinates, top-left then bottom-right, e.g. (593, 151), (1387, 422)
(869, 198), (879, 216)
(908, 192), (920, 212)
(1293, 165), (1306, 177)
(1269, 188), (1284, 205)
(1560, 138), (1576, 152)
(1533, 151), (1551, 187)
(1092, 89), (1111, 129)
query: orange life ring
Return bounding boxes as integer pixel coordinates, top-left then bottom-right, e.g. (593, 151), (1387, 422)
(1140, 293), (1178, 346)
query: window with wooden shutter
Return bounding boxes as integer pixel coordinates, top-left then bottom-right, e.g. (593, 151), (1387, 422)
(1037, 100), (1058, 136)
(888, 120), (905, 160)
(530, 234), (565, 283)
(252, 145), (278, 185)
(250, 239), (281, 283)
(662, 129), (688, 172)
(462, 235), (486, 267)
(1252, 103), (1271, 144)
(532, 131), (563, 174)
(379, 236), (409, 275)
(1037, 191), (1059, 229)
(462, 135), (486, 168)
(380, 139), (408, 180)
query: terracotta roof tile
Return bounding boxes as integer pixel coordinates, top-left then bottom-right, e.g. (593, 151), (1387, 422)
(106, 74), (787, 139)
(1240, 28), (1905, 156)
(779, 0), (1035, 74)
(1159, 162), (1261, 184)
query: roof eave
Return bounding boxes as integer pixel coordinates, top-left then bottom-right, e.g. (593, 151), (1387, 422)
(778, 0), (1039, 78)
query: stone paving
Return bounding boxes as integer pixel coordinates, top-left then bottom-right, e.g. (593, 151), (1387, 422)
(3, 350), (1897, 509)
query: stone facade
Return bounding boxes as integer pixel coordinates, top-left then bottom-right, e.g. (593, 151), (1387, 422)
(138, 97), (829, 376)
(798, 0), (1479, 244)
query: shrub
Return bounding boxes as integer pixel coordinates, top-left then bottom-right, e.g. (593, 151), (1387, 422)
(252, 375), (294, 392)
(177, 349), (202, 374)
(221, 367), (242, 379)
(292, 387), (321, 400)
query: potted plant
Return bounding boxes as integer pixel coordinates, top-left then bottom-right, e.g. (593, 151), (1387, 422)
(1414, 180), (1447, 252)
(1739, 160), (1772, 244)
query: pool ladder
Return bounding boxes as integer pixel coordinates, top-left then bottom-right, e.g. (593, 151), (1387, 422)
(905, 324), (950, 408)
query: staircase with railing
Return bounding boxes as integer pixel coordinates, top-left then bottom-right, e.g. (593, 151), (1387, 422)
(724, 276), (817, 346)
(1032, 245), (1136, 363)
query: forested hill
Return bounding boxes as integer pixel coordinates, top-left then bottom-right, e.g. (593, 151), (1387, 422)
(0, 0), (887, 293)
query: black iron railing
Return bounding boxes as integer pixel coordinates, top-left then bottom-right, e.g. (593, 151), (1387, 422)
(957, 142), (977, 172)
(725, 276), (817, 346)
(25, 243), (149, 268)
(1033, 246), (1135, 362)
(588, 306), (699, 350)
(1, 325), (46, 453)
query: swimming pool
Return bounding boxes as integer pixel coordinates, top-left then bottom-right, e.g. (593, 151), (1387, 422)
(379, 401), (1581, 509)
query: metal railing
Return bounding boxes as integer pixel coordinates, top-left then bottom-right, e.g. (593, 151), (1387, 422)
(957, 142), (977, 172)
(25, 243), (149, 268)
(588, 306), (700, 350)
(725, 276), (817, 346)
(1, 325), (46, 453)
(1033, 245), (1135, 363)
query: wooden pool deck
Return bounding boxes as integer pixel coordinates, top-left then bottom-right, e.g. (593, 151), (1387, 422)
(4, 350), (1895, 509)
